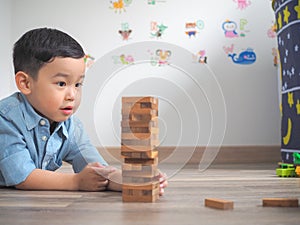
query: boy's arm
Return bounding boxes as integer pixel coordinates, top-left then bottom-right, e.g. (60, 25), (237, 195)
(15, 169), (80, 190)
(15, 163), (112, 191)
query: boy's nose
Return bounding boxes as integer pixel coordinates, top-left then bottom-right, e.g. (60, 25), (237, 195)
(66, 87), (76, 101)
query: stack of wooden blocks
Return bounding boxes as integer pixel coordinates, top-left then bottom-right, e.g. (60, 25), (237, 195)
(121, 96), (160, 202)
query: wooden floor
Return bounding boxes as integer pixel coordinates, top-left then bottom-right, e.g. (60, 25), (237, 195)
(0, 163), (299, 225)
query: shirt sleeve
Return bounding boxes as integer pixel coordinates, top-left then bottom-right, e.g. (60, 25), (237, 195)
(64, 117), (108, 173)
(0, 116), (36, 186)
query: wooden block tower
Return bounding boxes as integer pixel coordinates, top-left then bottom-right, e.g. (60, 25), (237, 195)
(121, 96), (160, 202)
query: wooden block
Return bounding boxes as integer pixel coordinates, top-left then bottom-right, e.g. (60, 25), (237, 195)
(122, 96), (158, 104)
(204, 198), (234, 210)
(123, 187), (159, 196)
(122, 107), (158, 116)
(139, 102), (157, 109)
(122, 163), (158, 174)
(122, 102), (158, 111)
(122, 192), (159, 202)
(121, 118), (158, 128)
(122, 182), (160, 202)
(122, 113), (157, 122)
(121, 132), (158, 140)
(122, 127), (159, 134)
(121, 145), (157, 152)
(122, 132), (151, 140)
(124, 157), (158, 165)
(122, 171), (159, 179)
(122, 165), (159, 178)
(121, 151), (158, 160)
(262, 198), (299, 207)
(122, 176), (159, 184)
(121, 138), (159, 147)
(122, 181), (159, 191)
(122, 163), (141, 171)
(123, 182), (159, 190)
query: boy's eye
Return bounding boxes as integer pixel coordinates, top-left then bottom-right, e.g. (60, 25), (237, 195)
(75, 83), (83, 88)
(57, 81), (66, 87)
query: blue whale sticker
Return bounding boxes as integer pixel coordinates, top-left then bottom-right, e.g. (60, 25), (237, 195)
(228, 48), (256, 65)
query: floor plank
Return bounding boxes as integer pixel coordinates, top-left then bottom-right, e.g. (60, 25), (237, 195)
(0, 164), (299, 225)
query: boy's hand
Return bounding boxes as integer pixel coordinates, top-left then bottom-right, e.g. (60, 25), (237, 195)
(158, 171), (168, 196)
(75, 163), (116, 191)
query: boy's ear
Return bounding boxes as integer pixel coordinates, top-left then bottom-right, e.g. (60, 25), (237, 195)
(15, 71), (32, 95)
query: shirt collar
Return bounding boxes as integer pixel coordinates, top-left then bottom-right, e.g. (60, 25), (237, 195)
(19, 93), (69, 139)
(19, 93), (43, 130)
(53, 121), (69, 139)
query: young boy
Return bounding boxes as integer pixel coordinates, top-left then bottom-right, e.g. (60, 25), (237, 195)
(0, 28), (167, 193)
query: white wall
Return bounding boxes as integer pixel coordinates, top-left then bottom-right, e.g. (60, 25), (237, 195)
(0, 0), (13, 98)
(4, 0), (279, 147)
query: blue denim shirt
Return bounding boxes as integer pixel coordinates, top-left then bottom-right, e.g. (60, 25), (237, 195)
(0, 92), (107, 186)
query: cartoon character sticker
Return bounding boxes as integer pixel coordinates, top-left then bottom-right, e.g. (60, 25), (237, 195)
(185, 20), (204, 38)
(192, 50), (207, 64)
(267, 22), (277, 38)
(150, 22), (168, 38)
(239, 18), (248, 37)
(222, 20), (239, 38)
(233, 0), (251, 10)
(119, 30), (132, 40)
(84, 54), (95, 69)
(272, 47), (279, 67)
(112, 54), (134, 65)
(228, 48), (256, 65)
(223, 44), (235, 55)
(110, 0), (132, 13)
(222, 19), (249, 38)
(148, 49), (171, 66)
(119, 22), (132, 41)
(147, 0), (167, 5)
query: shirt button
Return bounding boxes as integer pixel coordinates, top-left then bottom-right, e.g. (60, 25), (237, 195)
(42, 136), (48, 141)
(40, 120), (46, 126)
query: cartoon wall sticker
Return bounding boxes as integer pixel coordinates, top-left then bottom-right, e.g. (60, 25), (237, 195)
(110, 0), (132, 13)
(288, 92), (294, 108)
(239, 18), (248, 37)
(150, 21), (168, 38)
(156, 49), (171, 66)
(295, 2), (300, 18)
(282, 82), (288, 91)
(283, 117), (292, 145)
(296, 100), (300, 114)
(275, 3), (297, 30)
(222, 19), (249, 38)
(233, 0), (251, 10)
(222, 20), (238, 38)
(148, 49), (171, 66)
(185, 20), (204, 38)
(277, 11), (283, 30)
(283, 6), (291, 24)
(147, 0), (166, 5)
(223, 44), (235, 55)
(267, 22), (277, 38)
(84, 54), (95, 69)
(228, 48), (256, 65)
(112, 54), (135, 65)
(119, 22), (132, 41)
(272, 47), (279, 67)
(192, 50), (207, 64)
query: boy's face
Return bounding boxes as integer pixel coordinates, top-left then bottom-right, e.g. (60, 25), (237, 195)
(26, 57), (85, 124)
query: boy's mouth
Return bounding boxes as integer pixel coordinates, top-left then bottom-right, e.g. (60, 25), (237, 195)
(61, 106), (73, 115)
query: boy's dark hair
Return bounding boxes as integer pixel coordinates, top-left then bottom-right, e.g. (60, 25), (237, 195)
(13, 27), (85, 79)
